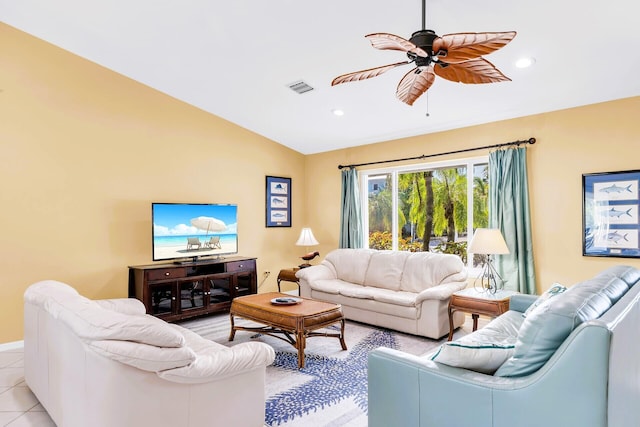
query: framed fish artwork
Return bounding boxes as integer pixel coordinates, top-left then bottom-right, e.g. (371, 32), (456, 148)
(583, 169), (640, 258)
(266, 176), (292, 227)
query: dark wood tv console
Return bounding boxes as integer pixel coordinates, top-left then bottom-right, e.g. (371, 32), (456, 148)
(128, 256), (257, 322)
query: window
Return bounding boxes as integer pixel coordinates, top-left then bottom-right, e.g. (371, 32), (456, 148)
(361, 156), (488, 270)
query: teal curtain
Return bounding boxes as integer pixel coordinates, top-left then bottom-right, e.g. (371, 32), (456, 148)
(489, 147), (536, 294)
(339, 168), (363, 248)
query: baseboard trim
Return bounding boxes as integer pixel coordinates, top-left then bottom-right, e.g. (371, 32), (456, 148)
(0, 341), (24, 351)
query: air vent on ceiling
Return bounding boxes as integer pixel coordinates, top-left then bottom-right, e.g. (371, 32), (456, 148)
(287, 81), (314, 94)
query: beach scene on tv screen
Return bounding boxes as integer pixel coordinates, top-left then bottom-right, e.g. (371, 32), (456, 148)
(153, 204), (238, 261)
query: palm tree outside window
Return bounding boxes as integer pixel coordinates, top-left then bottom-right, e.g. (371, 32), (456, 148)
(361, 156), (489, 271)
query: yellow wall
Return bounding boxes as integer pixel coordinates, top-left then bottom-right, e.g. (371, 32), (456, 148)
(306, 97), (640, 292)
(3, 23), (640, 343)
(0, 24), (306, 342)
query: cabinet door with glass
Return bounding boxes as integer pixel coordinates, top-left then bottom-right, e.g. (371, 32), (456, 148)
(226, 259), (257, 298)
(177, 277), (206, 315)
(204, 273), (234, 309)
(234, 271), (256, 298)
(148, 282), (177, 319)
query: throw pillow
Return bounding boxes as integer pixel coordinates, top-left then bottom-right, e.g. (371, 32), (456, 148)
(430, 310), (522, 375)
(431, 340), (516, 375)
(522, 283), (567, 318)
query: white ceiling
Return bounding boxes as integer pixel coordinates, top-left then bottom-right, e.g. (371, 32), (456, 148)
(2, 0), (639, 154)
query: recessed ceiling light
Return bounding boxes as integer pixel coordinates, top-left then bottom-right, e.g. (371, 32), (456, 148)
(332, 109), (344, 116)
(515, 57), (536, 68)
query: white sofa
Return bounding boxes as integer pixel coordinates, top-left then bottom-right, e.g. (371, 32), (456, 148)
(296, 249), (468, 339)
(24, 280), (275, 427)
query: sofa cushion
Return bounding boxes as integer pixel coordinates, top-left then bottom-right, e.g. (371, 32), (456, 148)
(337, 283), (378, 299)
(593, 274), (632, 305)
(56, 297), (186, 348)
(430, 310), (523, 374)
(325, 249), (375, 285)
(25, 280), (185, 348)
(595, 265), (640, 289)
(371, 289), (417, 307)
(400, 252), (466, 293)
(88, 339), (196, 372)
(24, 280), (79, 306)
(309, 279), (351, 295)
(167, 324), (229, 353)
(522, 283), (567, 318)
(495, 275), (625, 377)
(157, 326), (276, 384)
(363, 251), (408, 291)
(94, 298), (147, 315)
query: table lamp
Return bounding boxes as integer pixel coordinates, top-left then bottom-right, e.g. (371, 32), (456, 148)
(296, 228), (319, 268)
(468, 228), (510, 294)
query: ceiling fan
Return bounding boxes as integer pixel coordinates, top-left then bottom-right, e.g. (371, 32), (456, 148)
(331, 0), (516, 106)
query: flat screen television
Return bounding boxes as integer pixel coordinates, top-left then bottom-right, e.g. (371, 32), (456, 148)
(152, 203), (238, 263)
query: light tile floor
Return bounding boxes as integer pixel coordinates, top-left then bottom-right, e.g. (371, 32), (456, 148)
(0, 347), (55, 427)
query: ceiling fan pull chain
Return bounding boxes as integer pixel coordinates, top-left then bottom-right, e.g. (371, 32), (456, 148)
(425, 92), (430, 117)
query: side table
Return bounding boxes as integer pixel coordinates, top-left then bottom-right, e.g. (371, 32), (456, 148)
(447, 288), (517, 341)
(277, 268), (301, 293)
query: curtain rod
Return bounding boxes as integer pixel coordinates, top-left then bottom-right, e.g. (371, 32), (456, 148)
(337, 137), (536, 170)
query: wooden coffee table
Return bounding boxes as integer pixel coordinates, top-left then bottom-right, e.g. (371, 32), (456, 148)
(229, 292), (347, 368)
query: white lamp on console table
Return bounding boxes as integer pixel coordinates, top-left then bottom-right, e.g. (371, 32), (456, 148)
(468, 228), (510, 294)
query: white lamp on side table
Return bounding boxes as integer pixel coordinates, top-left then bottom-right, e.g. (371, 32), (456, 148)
(469, 228), (510, 294)
(296, 227), (319, 268)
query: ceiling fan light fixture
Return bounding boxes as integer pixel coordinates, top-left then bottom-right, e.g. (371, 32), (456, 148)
(409, 29), (438, 51)
(515, 57), (535, 68)
(332, 109), (345, 116)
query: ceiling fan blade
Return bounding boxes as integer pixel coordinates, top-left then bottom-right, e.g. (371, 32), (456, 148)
(433, 31), (516, 63)
(366, 33), (429, 57)
(434, 57), (511, 84)
(396, 66), (435, 106)
(331, 61), (409, 86)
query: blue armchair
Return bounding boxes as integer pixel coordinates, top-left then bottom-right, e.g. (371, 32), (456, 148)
(368, 266), (640, 427)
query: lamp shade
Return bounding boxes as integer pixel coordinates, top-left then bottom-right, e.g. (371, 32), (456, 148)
(296, 228), (319, 246)
(468, 228), (509, 255)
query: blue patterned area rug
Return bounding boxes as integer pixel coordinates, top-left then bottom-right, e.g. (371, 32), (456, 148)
(264, 326), (398, 427)
(180, 314), (471, 427)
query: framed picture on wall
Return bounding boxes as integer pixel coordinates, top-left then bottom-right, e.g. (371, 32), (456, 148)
(583, 169), (640, 258)
(266, 176), (291, 227)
